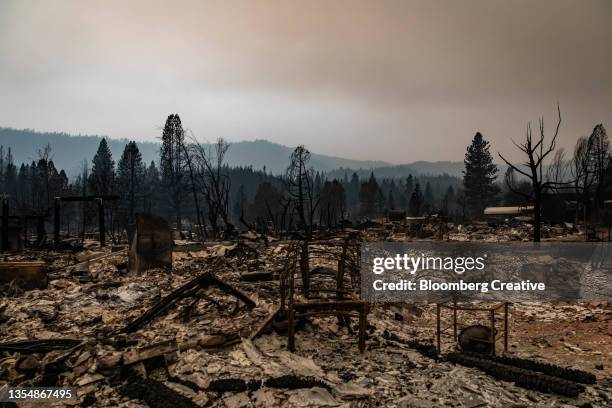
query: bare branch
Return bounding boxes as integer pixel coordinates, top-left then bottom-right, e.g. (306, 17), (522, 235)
(498, 152), (531, 179)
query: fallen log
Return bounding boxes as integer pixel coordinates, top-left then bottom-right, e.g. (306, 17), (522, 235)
(120, 379), (199, 408)
(208, 378), (260, 393)
(265, 375), (330, 390)
(446, 352), (585, 397)
(479, 354), (596, 385)
(382, 330), (439, 360)
(112, 272), (255, 334)
(208, 375), (330, 394)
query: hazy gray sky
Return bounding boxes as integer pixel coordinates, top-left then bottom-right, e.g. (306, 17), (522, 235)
(0, 0), (610, 163)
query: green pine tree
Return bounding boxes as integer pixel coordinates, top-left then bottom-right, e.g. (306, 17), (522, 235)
(424, 181), (434, 213)
(359, 172), (380, 217)
(4, 148), (17, 198)
(117, 141), (145, 224)
(160, 114), (186, 230)
(144, 160), (160, 214)
(463, 132), (500, 216)
(89, 138), (115, 196)
(409, 183), (424, 216)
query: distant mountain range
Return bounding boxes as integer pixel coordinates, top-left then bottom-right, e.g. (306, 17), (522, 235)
(325, 162), (466, 180)
(0, 127), (466, 179)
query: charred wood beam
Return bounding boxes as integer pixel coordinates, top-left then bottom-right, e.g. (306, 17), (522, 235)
(265, 375), (330, 390)
(291, 300), (367, 311)
(207, 375), (330, 394)
(249, 307), (282, 341)
(0, 339), (84, 354)
(120, 379), (199, 408)
(382, 330), (439, 360)
(208, 378), (260, 393)
(477, 353), (596, 385)
(446, 352), (585, 397)
(113, 272), (255, 334)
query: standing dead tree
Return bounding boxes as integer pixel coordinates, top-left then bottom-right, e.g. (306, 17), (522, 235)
(570, 136), (597, 227)
(181, 131), (205, 240)
(498, 105), (570, 242)
(284, 145), (320, 294)
(587, 124), (610, 209)
(190, 138), (233, 238)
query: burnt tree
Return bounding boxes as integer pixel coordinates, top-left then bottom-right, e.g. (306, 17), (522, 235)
(498, 105), (566, 242)
(284, 145), (319, 294)
(191, 138), (232, 237)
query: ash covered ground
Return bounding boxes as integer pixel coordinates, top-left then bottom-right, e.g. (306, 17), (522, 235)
(0, 222), (610, 407)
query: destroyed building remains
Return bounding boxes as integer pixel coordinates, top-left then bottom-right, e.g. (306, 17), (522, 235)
(0, 215), (610, 407)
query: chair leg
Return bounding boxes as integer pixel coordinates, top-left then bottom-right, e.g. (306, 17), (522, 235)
(358, 304), (367, 353)
(288, 307), (296, 352)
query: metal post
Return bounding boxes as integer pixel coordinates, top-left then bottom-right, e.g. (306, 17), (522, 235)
(490, 309), (496, 356)
(23, 217), (28, 247)
(2, 198), (9, 251)
(337, 239), (347, 299)
(358, 302), (367, 353)
(288, 308), (296, 352)
(504, 302), (509, 353)
(54, 198), (60, 246)
(1, 199), (7, 249)
(453, 299), (458, 345)
(97, 198), (105, 247)
(436, 303), (441, 353)
(36, 216), (44, 246)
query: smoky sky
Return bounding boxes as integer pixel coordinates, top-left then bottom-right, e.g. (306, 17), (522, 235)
(0, 0), (610, 164)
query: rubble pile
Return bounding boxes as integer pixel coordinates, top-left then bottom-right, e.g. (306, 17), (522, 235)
(367, 219), (583, 243)
(447, 222), (581, 242)
(0, 235), (610, 407)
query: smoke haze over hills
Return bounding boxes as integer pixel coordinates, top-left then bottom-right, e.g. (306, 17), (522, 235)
(0, 127), (395, 177)
(0, 127), (477, 180)
(1, 0), (609, 164)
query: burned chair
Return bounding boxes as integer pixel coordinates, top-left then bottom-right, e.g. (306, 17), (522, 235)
(279, 233), (370, 352)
